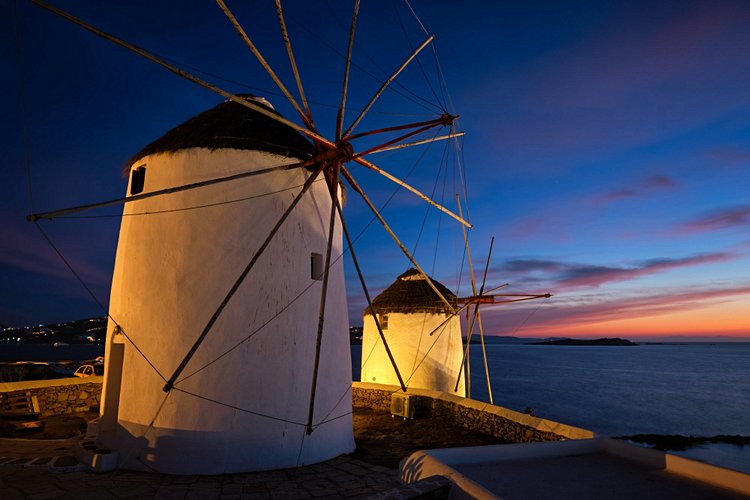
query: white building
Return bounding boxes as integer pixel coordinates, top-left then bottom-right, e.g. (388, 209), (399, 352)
(360, 269), (465, 397)
(98, 96), (354, 474)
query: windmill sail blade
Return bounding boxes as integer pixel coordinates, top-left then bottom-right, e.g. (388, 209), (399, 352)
(27, 161), (314, 221)
(455, 194), (476, 394)
(275, 0), (317, 131)
(28, 0), (326, 145)
(163, 164), (326, 392)
(354, 120), (453, 158)
(454, 301), (480, 393)
(457, 194), (478, 296)
(479, 236), (495, 295)
(333, 188), (406, 391)
(365, 132), (465, 155)
(306, 167), (340, 434)
(342, 35), (435, 138)
(341, 166), (457, 314)
(336, 0), (360, 140)
(484, 283), (510, 294)
(475, 307), (493, 404)
(352, 156), (471, 228)
(476, 236), (496, 402)
(488, 294), (553, 304)
(215, 0), (311, 129)
(346, 115), (455, 141)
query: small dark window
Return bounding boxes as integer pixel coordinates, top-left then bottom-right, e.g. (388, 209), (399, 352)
(311, 253), (323, 280)
(130, 165), (146, 195)
(380, 314), (389, 330)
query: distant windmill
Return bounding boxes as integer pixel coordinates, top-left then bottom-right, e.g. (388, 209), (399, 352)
(453, 196), (552, 403)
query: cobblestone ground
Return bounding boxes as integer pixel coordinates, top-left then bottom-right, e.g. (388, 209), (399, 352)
(0, 408), (496, 499)
(0, 438), (400, 499)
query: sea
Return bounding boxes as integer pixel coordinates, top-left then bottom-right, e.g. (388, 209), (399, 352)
(3, 342), (748, 473)
(353, 342), (750, 474)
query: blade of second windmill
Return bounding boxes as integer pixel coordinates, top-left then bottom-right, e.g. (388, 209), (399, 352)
(475, 307), (493, 404)
(456, 194), (478, 296)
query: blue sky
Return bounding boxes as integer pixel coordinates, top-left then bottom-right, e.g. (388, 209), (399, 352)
(1, 0), (748, 338)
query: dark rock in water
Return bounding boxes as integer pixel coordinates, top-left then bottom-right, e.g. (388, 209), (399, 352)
(528, 337), (638, 346)
(615, 433), (750, 451)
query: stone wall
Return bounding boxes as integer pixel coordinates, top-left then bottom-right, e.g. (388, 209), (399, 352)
(0, 377), (103, 417)
(352, 382), (593, 443)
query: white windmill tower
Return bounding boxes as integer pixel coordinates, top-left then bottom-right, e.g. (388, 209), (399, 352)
(94, 95), (356, 474)
(25, 0), (470, 474)
(361, 269), (465, 396)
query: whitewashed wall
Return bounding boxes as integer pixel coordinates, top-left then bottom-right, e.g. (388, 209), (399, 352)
(361, 312), (465, 397)
(100, 147), (354, 474)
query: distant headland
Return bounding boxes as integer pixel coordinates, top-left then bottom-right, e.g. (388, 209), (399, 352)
(528, 338), (638, 346)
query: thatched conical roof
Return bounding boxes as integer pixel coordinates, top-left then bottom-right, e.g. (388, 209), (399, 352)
(126, 95), (315, 171)
(364, 268), (457, 316)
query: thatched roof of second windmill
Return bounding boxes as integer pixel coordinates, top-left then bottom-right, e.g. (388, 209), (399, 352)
(365, 268), (457, 316)
(125, 95), (316, 172)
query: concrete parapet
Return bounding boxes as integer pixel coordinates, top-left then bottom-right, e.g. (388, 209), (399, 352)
(352, 381), (593, 443)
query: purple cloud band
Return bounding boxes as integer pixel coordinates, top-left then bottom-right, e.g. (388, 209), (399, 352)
(501, 252), (734, 289)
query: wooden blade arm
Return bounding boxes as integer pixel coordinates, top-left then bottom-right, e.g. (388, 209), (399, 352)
(352, 156), (471, 228)
(454, 302), (480, 392)
(333, 184), (407, 392)
(163, 164), (325, 392)
(346, 115), (454, 141)
(306, 166), (340, 434)
(354, 120), (452, 158)
(336, 0), (360, 140)
(476, 307), (494, 404)
(342, 35), (435, 138)
(276, 0), (317, 131)
(457, 194), (478, 296)
(216, 0), (312, 130)
(366, 132), (464, 155)
(27, 160), (314, 221)
(341, 166), (457, 314)
(28, 0), (326, 145)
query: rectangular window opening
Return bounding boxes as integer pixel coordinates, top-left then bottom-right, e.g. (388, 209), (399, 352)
(311, 252), (323, 281)
(130, 165), (146, 195)
(380, 314), (389, 330)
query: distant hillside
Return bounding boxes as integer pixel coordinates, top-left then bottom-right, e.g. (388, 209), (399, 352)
(1, 317), (106, 344)
(464, 336), (567, 344)
(528, 338), (638, 346)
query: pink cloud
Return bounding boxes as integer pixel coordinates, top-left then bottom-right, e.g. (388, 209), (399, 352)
(710, 147), (750, 166)
(680, 205), (750, 233)
(499, 252), (736, 289)
(0, 219), (111, 288)
(592, 174), (677, 206)
(482, 284), (750, 336)
(641, 175), (677, 189)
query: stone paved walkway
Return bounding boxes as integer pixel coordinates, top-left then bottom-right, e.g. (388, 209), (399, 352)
(0, 437), (401, 499)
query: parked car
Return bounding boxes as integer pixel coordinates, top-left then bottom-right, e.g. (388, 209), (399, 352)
(74, 363), (104, 377)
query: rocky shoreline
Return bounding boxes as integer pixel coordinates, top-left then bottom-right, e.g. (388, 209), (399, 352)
(617, 433), (750, 451)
